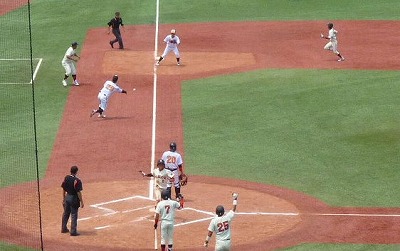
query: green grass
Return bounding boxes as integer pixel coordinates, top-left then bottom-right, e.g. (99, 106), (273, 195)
(283, 244), (400, 251)
(1, 0), (400, 250)
(0, 242), (37, 251)
(182, 69), (400, 207)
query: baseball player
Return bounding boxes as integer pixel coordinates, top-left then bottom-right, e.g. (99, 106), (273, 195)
(154, 189), (183, 251)
(61, 165), (84, 236)
(90, 75), (127, 118)
(321, 22), (345, 62)
(140, 159), (175, 208)
(204, 193), (239, 251)
(161, 142), (185, 202)
(108, 11), (124, 49)
(61, 42), (80, 87)
(156, 29), (181, 66)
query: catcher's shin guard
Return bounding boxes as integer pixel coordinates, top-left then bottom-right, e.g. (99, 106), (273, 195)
(177, 193), (184, 207)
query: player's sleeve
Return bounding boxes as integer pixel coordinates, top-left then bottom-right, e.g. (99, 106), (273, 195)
(174, 201), (181, 209)
(207, 218), (216, 232)
(176, 37), (181, 45)
(167, 170), (174, 178)
(116, 85), (124, 93)
(155, 204), (161, 214)
(177, 154), (183, 166)
(226, 210), (235, 220)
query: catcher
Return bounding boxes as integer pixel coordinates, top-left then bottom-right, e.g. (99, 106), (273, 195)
(140, 159), (175, 208)
(161, 142), (188, 203)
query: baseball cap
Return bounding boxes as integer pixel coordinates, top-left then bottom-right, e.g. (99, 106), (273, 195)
(71, 42), (78, 46)
(170, 29), (176, 34)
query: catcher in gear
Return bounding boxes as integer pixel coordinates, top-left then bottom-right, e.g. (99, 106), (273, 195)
(161, 142), (187, 203)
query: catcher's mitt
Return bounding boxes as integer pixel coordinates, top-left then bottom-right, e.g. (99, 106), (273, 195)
(180, 174), (188, 186)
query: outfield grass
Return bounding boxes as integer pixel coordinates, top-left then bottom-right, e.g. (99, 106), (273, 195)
(182, 69), (400, 207)
(1, 0), (400, 250)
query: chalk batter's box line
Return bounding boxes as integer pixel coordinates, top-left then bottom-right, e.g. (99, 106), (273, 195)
(81, 195), (400, 229)
(83, 195), (301, 230)
(0, 57), (43, 85)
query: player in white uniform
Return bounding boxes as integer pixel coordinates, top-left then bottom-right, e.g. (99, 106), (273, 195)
(204, 193), (238, 251)
(321, 22), (345, 62)
(156, 29), (181, 66)
(154, 189), (183, 251)
(61, 42), (80, 86)
(161, 142), (185, 202)
(90, 75), (127, 118)
(141, 159), (175, 208)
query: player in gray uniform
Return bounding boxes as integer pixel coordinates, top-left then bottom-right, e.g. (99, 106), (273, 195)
(90, 75), (127, 118)
(156, 29), (181, 66)
(321, 22), (345, 61)
(204, 193), (238, 251)
(154, 189), (183, 251)
(161, 142), (185, 202)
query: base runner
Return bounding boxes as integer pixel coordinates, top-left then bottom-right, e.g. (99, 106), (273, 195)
(204, 193), (239, 251)
(141, 159), (174, 208)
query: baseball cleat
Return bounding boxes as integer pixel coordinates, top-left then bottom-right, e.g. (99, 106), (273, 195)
(62, 80), (67, 86)
(98, 114), (106, 118)
(155, 62), (160, 66)
(109, 41), (114, 48)
(338, 57), (345, 62)
(74, 80), (80, 86)
(177, 62), (180, 66)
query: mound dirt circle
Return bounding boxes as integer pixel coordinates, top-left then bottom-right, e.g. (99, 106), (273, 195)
(3, 179), (301, 250)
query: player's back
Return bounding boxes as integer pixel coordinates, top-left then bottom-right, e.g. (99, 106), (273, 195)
(156, 199), (180, 223)
(209, 210), (235, 241)
(162, 150), (183, 171)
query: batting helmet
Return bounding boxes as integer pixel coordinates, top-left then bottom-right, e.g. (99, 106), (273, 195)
(216, 205), (225, 217)
(157, 159), (165, 167)
(112, 75), (118, 83)
(161, 189), (170, 200)
(170, 142), (177, 152)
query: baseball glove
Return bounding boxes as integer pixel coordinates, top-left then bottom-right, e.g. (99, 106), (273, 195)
(180, 174), (188, 186)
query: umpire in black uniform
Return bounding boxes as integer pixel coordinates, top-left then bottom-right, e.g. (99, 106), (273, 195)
(108, 11), (124, 49)
(61, 165), (84, 236)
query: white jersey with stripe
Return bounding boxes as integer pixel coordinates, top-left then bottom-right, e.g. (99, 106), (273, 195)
(153, 168), (174, 189)
(208, 210), (235, 242)
(328, 28), (338, 42)
(155, 199), (181, 222)
(62, 47), (76, 63)
(99, 80), (123, 99)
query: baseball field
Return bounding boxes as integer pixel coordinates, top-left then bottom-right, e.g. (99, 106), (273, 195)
(1, 0), (400, 250)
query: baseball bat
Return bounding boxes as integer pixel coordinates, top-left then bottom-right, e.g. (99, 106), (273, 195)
(154, 228), (158, 250)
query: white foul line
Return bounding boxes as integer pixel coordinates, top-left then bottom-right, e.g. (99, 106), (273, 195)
(30, 58), (43, 84)
(148, 0), (161, 201)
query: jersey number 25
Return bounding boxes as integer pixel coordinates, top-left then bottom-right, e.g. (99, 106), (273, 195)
(217, 221), (229, 232)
